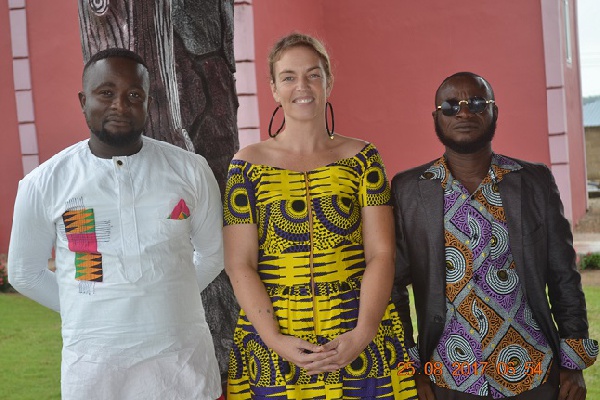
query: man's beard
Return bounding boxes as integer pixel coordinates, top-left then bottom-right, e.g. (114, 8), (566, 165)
(91, 125), (143, 147)
(435, 115), (497, 154)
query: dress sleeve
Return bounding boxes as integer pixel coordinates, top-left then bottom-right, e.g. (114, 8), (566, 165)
(358, 145), (392, 207)
(223, 160), (257, 226)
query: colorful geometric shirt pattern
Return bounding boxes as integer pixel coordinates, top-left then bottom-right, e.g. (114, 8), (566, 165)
(223, 144), (417, 399)
(407, 154), (598, 398)
(62, 203), (102, 283)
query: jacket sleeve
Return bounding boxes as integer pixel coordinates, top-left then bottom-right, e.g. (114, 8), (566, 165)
(8, 177), (60, 312)
(544, 166), (589, 338)
(543, 166), (598, 367)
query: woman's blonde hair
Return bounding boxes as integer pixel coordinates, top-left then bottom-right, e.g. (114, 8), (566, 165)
(268, 33), (333, 84)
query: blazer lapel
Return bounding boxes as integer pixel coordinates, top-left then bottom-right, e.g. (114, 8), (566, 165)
(499, 171), (526, 290)
(418, 178), (446, 290)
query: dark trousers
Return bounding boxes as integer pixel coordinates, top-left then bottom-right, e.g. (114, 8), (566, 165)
(431, 362), (559, 400)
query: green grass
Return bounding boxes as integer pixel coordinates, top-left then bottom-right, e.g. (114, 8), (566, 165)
(582, 286), (600, 397)
(1, 287), (598, 398)
(0, 293), (62, 400)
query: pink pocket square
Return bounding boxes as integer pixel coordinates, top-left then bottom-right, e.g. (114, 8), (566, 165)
(169, 199), (190, 220)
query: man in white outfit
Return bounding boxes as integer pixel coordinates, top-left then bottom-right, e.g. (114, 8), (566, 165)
(8, 48), (224, 400)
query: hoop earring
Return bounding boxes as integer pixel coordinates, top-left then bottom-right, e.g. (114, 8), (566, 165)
(325, 101), (335, 139)
(268, 105), (285, 138)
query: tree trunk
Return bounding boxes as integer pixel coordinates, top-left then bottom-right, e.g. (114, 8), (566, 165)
(78, 0), (239, 377)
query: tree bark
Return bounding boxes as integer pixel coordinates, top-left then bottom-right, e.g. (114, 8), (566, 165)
(77, 0), (239, 377)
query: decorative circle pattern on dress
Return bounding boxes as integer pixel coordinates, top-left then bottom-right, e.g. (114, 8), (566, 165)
(345, 348), (372, 378)
(229, 185), (251, 219)
(281, 199), (307, 224)
(313, 196), (359, 235)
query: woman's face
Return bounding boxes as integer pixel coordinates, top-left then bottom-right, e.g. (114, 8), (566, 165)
(270, 46), (331, 124)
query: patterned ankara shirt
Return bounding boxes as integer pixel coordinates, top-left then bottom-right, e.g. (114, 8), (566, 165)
(413, 154), (598, 399)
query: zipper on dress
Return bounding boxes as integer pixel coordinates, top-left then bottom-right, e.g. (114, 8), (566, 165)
(303, 172), (319, 335)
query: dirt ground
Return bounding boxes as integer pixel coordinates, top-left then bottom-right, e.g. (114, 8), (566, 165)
(575, 198), (600, 286)
(580, 270), (600, 286)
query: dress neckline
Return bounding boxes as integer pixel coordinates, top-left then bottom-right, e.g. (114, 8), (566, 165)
(231, 143), (373, 173)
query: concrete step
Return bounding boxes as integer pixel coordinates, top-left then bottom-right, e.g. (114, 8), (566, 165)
(573, 232), (600, 254)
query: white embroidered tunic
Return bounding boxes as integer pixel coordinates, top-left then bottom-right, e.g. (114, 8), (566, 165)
(8, 136), (224, 400)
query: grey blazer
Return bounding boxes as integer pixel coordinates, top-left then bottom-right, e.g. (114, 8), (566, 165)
(391, 156), (590, 366)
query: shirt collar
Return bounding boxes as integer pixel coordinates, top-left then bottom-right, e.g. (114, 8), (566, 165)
(420, 153), (522, 185)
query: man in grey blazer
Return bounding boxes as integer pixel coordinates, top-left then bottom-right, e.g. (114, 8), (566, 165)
(392, 72), (597, 400)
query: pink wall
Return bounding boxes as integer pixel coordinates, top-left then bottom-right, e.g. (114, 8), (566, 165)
(27, 3), (87, 162)
(1, 2), (85, 253)
(252, 1), (552, 174)
(0, 1), (587, 253)
(253, 0), (325, 146)
(0, 6), (22, 253)
(542, 0), (587, 222)
(565, 0), (587, 222)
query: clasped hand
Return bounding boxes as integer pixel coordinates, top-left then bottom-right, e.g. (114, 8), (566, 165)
(269, 329), (372, 375)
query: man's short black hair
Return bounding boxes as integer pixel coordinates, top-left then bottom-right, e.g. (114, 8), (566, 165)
(83, 48), (149, 78)
(436, 71), (495, 101)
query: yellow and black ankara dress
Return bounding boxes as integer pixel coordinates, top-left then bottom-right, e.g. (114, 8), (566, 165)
(223, 143), (417, 399)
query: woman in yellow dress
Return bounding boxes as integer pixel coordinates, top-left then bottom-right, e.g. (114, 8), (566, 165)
(223, 33), (417, 399)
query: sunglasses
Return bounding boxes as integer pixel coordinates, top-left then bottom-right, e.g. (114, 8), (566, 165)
(436, 97), (495, 116)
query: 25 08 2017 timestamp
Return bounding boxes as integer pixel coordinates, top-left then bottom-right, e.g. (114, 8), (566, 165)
(396, 361), (543, 376)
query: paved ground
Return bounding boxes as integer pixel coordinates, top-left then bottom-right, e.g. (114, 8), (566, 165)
(574, 198), (600, 234)
(573, 197), (600, 254)
(574, 198), (600, 286)
(574, 232), (600, 254)
(580, 269), (600, 286)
